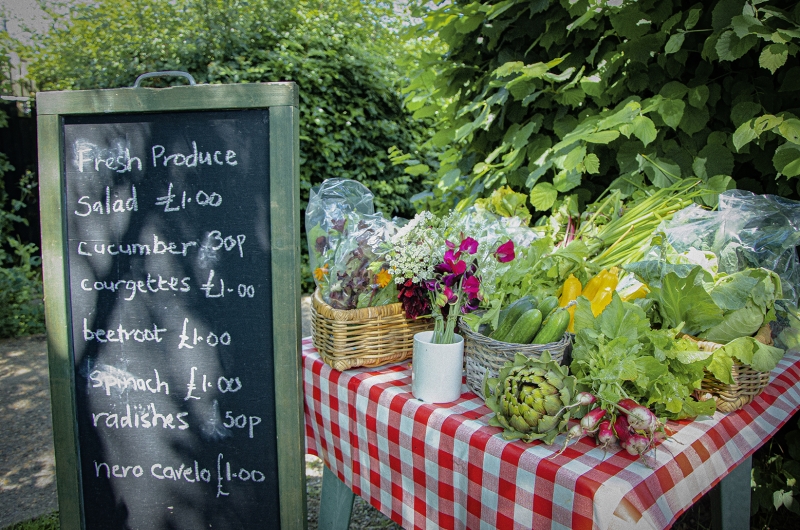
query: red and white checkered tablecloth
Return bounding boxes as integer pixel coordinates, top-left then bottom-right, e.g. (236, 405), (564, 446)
(302, 338), (800, 530)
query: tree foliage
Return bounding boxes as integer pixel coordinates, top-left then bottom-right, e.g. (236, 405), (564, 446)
(0, 36), (44, 338)
(403, 0), (800, 216)
(24, 0), (431, 289)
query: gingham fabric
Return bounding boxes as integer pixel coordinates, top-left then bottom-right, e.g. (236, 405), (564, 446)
(303, 338), (800, 530)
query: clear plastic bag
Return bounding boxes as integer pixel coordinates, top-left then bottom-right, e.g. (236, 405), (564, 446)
(654, 189), (800, 307)
(326, 212), (398, 310)
(306, 178), (375, 278)
(305, 178), (399, 309)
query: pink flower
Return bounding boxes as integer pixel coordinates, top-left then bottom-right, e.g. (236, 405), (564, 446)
(441, 249), (467, 275)
(442, 285), (458, 304)
(495, 240), (515, 263)
(462, 275), (480, 295)
(459, 237), (479, 255)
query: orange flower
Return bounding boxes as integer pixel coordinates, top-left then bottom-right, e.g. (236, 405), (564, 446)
(375, 269), (392, 288)
(314, 264), (329, 281)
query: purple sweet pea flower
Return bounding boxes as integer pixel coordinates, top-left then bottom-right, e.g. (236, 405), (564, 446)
(495, 240), (515, 263)
(442, 285), (458, 304)
(462, 275), (481, 295)
(451, 259), (467, 275)
(459, 237), (479, 255)
(461, 297), (480, 313)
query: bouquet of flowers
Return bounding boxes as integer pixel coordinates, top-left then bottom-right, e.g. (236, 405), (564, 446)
(387, 211), (516, 344)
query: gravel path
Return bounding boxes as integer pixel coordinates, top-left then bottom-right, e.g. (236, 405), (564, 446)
(0, 296), (399, 529)
(0, 333), (58, 528)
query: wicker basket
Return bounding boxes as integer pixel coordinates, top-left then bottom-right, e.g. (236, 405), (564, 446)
(459, 317), (572, 400)
(311, 289), (434, 371)
(683, 325), (773, 413)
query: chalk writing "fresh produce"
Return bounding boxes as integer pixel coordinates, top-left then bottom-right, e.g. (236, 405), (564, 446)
(73, 141), (238, 172)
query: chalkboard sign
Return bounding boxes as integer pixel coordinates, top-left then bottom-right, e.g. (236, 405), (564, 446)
(37, 82), (304, 530)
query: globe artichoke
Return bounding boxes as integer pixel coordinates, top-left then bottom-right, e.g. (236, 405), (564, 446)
(484, 351), (578, 444)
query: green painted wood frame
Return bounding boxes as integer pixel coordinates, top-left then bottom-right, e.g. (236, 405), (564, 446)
(36, 81), (304, 530)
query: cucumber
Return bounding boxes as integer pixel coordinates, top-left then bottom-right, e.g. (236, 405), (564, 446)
(532, 308), (570, 344)
(492, 296), (536, 340)
(537, 295), (559, 319)
(499, 308), (543, 344)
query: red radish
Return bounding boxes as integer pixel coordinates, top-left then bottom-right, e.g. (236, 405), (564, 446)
(624, 433), (652, 457)
(556, 391), (597, 417)
(596, 419), (615, 449)
(580, 407), (607, 432)
(626, 405), (661, 434)
(554, 407), (607, 456)
(616, 398), (640, 411)
(553, 424), (585, 457)
(613, 415), (633, 449)
(615, 415), (654, 459)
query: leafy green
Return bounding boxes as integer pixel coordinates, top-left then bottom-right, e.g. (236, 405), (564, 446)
(702, 303), (764, 343)
(476, 236), (590, 331)
(570, 294), (717, 420)
(649, 267), (724, 335)
(718, 337), (785, 376)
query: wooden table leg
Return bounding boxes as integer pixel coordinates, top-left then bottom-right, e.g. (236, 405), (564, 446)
(318, 465), (355, 530)
(710, 456), (752, 530)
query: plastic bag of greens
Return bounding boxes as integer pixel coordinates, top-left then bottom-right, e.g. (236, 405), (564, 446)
(326, 212), (398, 310)
(653, 190), (800, 308)
(637, 190), (800, 350)
(305, 178), (375, 291)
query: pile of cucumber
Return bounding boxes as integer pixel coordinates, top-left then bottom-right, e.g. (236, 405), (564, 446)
(490, 295), (570, 345)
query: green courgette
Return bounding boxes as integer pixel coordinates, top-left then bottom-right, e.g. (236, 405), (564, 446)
(537, 295), (559, 319)
(532, 308), (570, 344)
(492, 296), (536, 340)
(498, 308), (543, 344)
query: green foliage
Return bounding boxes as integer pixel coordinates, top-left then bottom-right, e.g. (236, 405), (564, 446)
(404, 0), (800, 216)
(751, 414), (800, 524)
(0, 38), (45, 339)
(4, 511), (60, 530)
(0, 235), (45, 339)
(24, 0), (432, 291)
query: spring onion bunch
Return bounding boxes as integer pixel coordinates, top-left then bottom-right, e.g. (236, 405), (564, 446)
(576, 179), (706, 269)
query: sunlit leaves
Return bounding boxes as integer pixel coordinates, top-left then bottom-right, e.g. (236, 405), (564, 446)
(530, 182), (558, 211)
(403, 0), (800, 216)
(631, 116), (657, 146)
(760, 43), (789, 74)
(774, 143), (800, 178)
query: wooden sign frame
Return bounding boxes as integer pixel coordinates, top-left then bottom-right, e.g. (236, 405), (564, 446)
(37, 82), (304, 529)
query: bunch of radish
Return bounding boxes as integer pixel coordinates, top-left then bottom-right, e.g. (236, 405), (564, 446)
(555, 393), (669, 461)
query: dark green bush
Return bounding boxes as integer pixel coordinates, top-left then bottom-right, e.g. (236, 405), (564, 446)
(25, 0), (432, 292)
(751, 412), (800, 525)
(1, 37), (45, 339)
(0, 241), (45, 338)
(403, 0), (800, 216)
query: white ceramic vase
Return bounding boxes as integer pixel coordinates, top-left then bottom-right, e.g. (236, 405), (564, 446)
(411, 330), (464, 403)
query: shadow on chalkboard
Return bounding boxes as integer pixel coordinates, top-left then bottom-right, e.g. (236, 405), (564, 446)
(64, 110), (280, 529)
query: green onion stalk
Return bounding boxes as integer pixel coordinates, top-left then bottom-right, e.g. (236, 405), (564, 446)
(576, 179), (705, 270)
